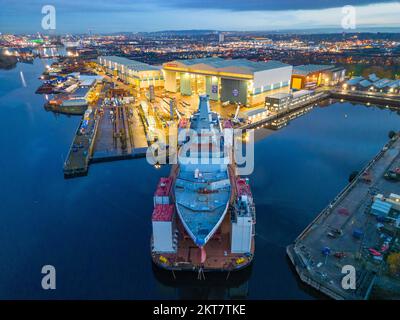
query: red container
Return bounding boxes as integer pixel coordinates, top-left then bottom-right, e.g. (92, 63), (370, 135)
(154, 177), (173, 197)
(236, 178), (252, 198)
(152, 204), (175, 222)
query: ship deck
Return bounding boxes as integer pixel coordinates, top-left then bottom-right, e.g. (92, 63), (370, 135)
(152, 210), (255, 272)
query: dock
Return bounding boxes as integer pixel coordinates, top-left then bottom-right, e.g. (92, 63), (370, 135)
(63, 96), (150, 178)
(63, 109), (99, 178)
(330, 89), (400, 108)
(63, 82), (400, 179)
(239, 91), (330, 130)
(287, 135), (400, 300)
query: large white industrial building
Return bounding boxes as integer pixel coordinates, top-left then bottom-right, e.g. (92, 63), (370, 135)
(98, 56), (164, 89)
(162, 57), (293, 106)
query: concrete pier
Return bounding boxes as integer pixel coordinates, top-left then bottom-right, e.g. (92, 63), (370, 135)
(330, 89), (400, 108)
(63, 110), (98, 178)
(287, 135), (400, 300)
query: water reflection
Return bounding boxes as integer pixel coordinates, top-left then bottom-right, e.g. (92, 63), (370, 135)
(152, 264), (252, 299)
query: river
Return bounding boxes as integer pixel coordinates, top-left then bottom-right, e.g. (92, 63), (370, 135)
(0, 59), (399, 299)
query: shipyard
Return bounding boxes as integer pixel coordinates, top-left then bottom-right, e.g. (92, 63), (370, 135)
(32, 55), (399, 182)
(30, 51), (400, 288)
(3, 1), (400, 306)
(31, 51), (400, 285)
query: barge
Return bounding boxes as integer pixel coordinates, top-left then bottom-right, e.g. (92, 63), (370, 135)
(151, 95), (256, 273)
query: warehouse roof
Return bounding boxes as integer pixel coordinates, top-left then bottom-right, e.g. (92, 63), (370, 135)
(245, 107), (268, 117)
(371, 199), (392, 216)
(372, 78), (392, 89)
(359, 79), (373, 88)
(368, 73), (380, 82)
(387, 80), (400, 88)
(165, 57), (291, 74)
(346, 76), (364, 85)
(99, 56), (160, 71)
(293, 64), (335, 75)
(70, 86), (90, 98)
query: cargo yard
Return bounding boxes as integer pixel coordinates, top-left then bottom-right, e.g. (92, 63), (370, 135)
(288, 135), (400, 300)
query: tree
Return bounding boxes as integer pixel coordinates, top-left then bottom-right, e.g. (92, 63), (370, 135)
(388, 130), (397, 139)
(349, 171), (359, 183)
(387, 253), (400, 276)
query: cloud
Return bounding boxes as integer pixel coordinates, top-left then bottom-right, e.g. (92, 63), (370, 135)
(1, 0), (398, 14)
(163, 0), (399, 11)
(0, 0), (399, 33)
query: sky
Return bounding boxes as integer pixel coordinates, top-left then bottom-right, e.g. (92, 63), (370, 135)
(0, 0), (399, 34)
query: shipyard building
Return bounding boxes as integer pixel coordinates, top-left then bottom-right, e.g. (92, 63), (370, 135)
(97, 56), (164, 89)
(291, 64), (346, 90)
(162, 57), (292, 106)
(345, 73), (400, 94)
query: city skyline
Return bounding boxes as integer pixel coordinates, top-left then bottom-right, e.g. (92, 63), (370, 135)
(1, 0), (400, 34)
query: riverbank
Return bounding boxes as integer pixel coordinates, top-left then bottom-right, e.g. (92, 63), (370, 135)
(288, 134), (400, 300)
(0, 54), (17, 69)
(1, 59), (400, 299)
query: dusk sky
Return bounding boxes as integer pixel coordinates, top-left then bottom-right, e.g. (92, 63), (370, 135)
(0, 0), (399, 34)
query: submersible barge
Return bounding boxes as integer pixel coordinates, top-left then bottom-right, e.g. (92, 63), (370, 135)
(151, 95), (256, 272)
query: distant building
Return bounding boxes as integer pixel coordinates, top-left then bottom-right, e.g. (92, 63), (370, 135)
(371, 78), (394, 93)
(291, 64), (345, 89)
(70, 86), (91, 100)
(368, 73), (380, 82)
(345, 76), (364, 90)
(218, 33), (225, 43)
(243, 107), (268, 122)
(265, 90), (314, 113)
(97, 56), (164, 89)
(162, 57), (292, 106)
(358, 79), (373, 90)
(345, 74), (400, 93)
(385, 80), (400, 94)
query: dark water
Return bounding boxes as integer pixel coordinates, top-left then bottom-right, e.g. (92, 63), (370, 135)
(1, 60), (400, 299)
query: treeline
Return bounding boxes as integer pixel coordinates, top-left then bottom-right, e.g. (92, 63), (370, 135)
(0, 54), (17, 70)
(345, 64), (400, 79)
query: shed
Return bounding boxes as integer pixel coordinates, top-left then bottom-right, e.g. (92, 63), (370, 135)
(371, 199), (392, 217)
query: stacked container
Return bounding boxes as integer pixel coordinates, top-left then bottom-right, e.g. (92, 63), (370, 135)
(152, 177), (177, 253)
(231, 178), (255, 254)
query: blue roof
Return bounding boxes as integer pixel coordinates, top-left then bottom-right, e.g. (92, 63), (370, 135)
(368, 73), (380, 82)
(174, 57), (290, 73)
(70, 86), (90, 98)
(347, 76), (364, 85)
(99, 56), (160, 71)
(387, 80), (400, 88)
(359, 79), (373, 88)
(293, 64), (335, 75)
(372, 78), (392, 89)
(372, 199), (392, 214)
